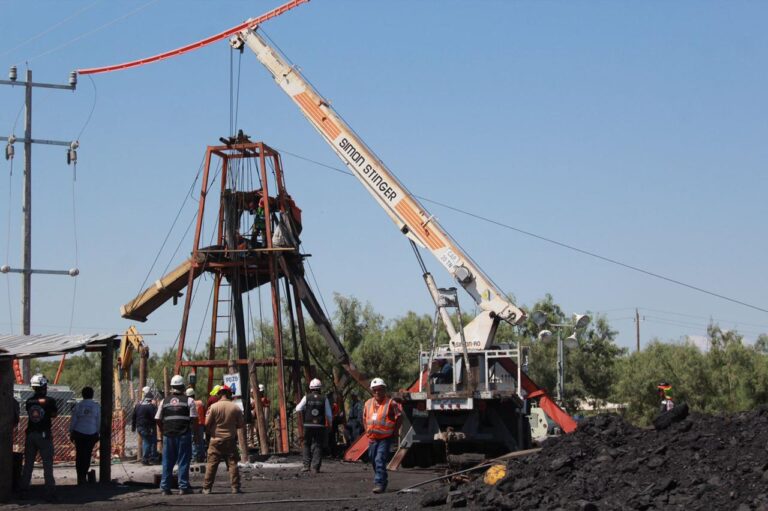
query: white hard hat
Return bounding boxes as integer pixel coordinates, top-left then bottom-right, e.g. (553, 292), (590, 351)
(258, 384), (265, 392)
(309, 378), (322, 390)
(370, 377), (386, 389)
(170, 374), (185, 387)
(142, 386), (151, 395)
(30, 374), (48, 388)
(185, 388), (195, 397)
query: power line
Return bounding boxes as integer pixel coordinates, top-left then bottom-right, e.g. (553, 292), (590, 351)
(25, 0), (160, 63)
(0, 0), (102, 58)
(277, 149), (768, 315)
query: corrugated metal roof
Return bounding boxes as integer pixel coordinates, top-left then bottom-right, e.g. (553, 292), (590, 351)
(0, 333), (119, 359)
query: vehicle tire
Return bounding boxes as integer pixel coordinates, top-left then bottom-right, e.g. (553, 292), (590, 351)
(653, 402), (689, 431)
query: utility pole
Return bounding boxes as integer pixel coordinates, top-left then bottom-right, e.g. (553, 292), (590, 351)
(0, 67), (79, 382)
(635, 308), (641, 353)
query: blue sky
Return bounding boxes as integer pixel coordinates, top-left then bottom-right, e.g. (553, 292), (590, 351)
(1, 0), (766, 356)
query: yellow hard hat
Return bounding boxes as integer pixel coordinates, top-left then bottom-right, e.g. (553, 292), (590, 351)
(210, 384), (222, 397)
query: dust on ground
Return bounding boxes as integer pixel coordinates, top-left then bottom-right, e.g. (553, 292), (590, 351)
(4, 455), (438, 511)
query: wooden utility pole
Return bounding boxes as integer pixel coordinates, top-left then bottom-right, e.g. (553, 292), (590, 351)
(99, 339), (114, 484)
(635, 308), (641, 353)
(0, 68), (78, 383)
(248, 360), (270, 455)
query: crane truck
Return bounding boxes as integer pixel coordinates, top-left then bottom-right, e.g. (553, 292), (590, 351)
(229, 28), (575, 466)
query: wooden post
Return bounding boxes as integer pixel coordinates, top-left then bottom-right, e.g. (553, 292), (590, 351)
(100, 339), (114, 485)
(0, 358), (14, 502)
(163, 366), (169, 397)
(248, 360), (270, 455)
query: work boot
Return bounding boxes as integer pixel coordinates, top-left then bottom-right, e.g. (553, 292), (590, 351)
(201, 488), (211, 495)
(179, 488), (194, 495)
(161, 489), (172, 496)
(300, 467), (310, 472)
(372, 486), (384, 494)
(231, 488), (243, 494)
(312, 467), (320, 474)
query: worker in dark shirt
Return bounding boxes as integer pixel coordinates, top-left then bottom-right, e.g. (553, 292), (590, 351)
(20, 373), (58, 498)
(132, 387), (159, 464)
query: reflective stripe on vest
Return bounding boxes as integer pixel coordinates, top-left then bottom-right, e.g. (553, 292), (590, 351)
(162, 395), (191, 437)
(303, 392), (326, 427)
(364, 398), (396, 439)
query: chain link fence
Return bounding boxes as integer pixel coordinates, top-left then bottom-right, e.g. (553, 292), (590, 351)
(13, 381), (144, 464)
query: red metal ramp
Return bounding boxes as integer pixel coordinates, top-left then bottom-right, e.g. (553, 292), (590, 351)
(497, 358), (577, 434)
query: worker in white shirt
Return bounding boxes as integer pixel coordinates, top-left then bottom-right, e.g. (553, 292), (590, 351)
(69, 386), (101, 485)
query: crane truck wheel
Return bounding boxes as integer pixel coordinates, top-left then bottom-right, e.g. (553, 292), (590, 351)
(653, 402), (689, 431)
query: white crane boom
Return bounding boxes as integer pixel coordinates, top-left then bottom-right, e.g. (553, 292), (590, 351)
(236, 28), (525, 349)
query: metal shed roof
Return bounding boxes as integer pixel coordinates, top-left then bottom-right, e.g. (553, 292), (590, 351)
(0, 333), (119, 359)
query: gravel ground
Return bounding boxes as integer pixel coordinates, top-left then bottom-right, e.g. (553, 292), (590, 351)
(4, 455), (443, 511)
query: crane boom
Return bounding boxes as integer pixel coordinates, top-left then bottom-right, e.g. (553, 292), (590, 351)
(236, 29), (525, 349)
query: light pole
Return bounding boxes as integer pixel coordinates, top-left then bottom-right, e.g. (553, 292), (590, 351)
(532, 311), (591, 406)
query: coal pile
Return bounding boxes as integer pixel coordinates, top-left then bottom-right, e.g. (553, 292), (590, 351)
(422, 407), (768, 510)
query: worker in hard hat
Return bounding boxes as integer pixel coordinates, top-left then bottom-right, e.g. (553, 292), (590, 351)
(202, 385), (245, 494)
(155, 375), (198, 495)
(363, 377), (402, 494)
(207, 385), (222, 408)
(186, 387), (206, 462)
(132, 386), (158, 464)
(344, 391), (363, 445)
(295, 378), (332, 473)
(20, 373), (58, 499)
(657, 382), (675, 413)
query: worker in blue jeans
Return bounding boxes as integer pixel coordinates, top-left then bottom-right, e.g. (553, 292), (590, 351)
(155, 375), (197, 495)
(363, 378), (402, 493)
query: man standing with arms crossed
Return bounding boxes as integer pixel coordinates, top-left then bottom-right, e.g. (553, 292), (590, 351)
(363, 378), (402, 494)
(202, 385), (244, 494)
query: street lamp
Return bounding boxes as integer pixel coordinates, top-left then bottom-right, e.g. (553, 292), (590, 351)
(532, 311), (591, 406)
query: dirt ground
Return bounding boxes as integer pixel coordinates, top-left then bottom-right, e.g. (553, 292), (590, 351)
(3, 456), (442, 511)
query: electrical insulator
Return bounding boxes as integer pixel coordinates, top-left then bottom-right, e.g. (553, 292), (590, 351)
(5, 134), (15, 161)
(9, 66), (17, 82)
(67, 141), (79, 165)
(69, 71), (77, 88)
(68, 268), (79, 277)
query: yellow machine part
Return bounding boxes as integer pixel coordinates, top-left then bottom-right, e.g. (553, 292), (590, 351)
(484, 464), (507, 485)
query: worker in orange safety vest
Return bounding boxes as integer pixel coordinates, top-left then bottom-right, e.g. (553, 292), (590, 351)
(363, 377), (402, 494)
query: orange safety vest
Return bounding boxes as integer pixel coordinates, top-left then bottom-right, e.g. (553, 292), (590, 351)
(364, 398), (397, 440)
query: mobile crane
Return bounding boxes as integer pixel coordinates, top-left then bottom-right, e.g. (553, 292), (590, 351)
(230, 28), (575, 465)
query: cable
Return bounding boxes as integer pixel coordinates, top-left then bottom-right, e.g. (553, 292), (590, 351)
(133, 154), (205, 300)
(4, 158), (14, 333)
(0, 0), (101, 58)
(67, 167), (80, 334)
(76, 76), (98, 141)
(639, 307), (768, 330)
(25, 0), (161, 63)
(275, 150), (768, 315)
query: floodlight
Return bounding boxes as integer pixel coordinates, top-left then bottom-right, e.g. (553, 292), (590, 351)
(564, 333), (579, 349)
(537, 329), (552, 342)
(531, 310), (548, 327)
(573, 314), (591, 329)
